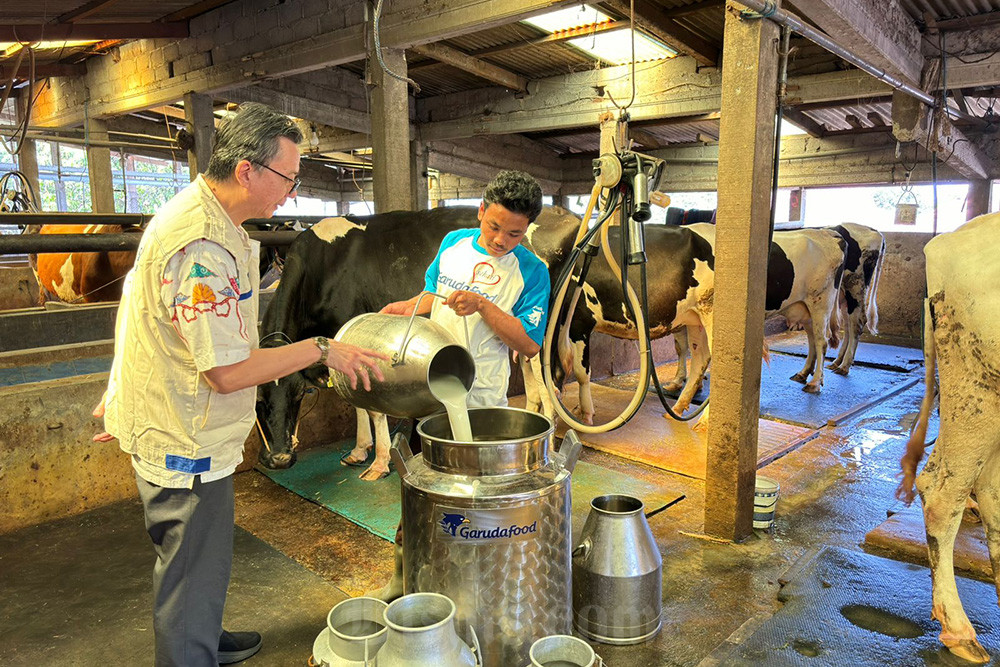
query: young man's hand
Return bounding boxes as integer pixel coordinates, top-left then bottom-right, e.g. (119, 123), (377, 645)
(445, 290), (484, 317)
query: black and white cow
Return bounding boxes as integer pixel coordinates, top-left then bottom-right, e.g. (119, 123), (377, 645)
(521, 213), (718, 425)
(535, 221), (846, 428)
(897, 212), (1000, 664)
(826, 223), (885, 375)
(256, 206), (579, 477)
(256, 207), (480, 473)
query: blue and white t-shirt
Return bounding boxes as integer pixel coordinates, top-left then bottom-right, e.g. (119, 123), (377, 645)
(424, 229), (550, 407)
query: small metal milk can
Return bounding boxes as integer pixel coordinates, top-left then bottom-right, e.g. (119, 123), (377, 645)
(311, 597), (388, 666)
(330, 303), (475, 418)
(572, 494), (662, 645)
(376, 592), (479, 667)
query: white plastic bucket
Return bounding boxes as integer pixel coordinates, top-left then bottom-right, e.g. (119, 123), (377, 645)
(753, 476), (780, 529)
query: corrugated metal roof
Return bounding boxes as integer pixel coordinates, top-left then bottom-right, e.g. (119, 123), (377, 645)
(900, 0), (1000, 22)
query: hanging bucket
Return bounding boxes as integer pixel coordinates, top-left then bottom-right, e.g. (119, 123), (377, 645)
(894, 190), (918, 225)
(753, 476), (780, 530)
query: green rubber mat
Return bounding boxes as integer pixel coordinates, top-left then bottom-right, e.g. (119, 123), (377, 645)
(261, 439), (683, 542)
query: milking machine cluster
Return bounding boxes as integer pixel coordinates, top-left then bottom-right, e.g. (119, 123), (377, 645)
(542, 146), (709, 434)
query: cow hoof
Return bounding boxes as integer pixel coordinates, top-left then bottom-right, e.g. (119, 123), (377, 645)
(258, 450), (296, 470)
(360, 465), (391, 481)
(832, 366), (849, 376)
(789, 372), (808, 384)
(663, 382), (683, 394)
(803, 383), (822, 394)
(341, 449), (368, 467)
(945, 638), (991, 664)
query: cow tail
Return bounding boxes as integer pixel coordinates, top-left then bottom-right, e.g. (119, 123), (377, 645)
(865, 236), (886, 335)
(897, 297), (936, 505)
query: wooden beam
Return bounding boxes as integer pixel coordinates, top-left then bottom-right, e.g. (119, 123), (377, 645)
(225, 85), (373, 134)
(53, 0), (125, 23)
(468, 20), (628, 57)
(601, 0), (719, 66)
(628, 128), (664, 149)
(0, 23), (189, 40)
(0, 63), (86, 79)
(706, 1), (778, 542)
(411, 42), (529, 92)
(935, 11), (1000, 31)
(663, 0), (724, 18)
(371, 47), (413, 213)
(782, 108), (826, 137)
(952, 88), (969, 115)
(789, 0), (922, 87)
(160, 0), (235, 22)
(867, 111), (886, 126)
(30, 0), (580, 128)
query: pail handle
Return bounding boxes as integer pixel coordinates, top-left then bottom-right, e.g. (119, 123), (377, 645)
(555, 430), (582, 473)
(389, 431), (412, 477)
(468, 624), (482, 667)
(395, 291), (472, 364)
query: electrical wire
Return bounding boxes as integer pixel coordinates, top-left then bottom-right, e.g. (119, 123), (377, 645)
(606, 0), (637, 112)
(372, 0), (421, 94)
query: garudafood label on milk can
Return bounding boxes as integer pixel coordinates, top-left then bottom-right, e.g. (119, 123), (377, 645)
(436, 506), (541, 543)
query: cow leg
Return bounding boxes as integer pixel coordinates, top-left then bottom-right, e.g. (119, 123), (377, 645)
(520, 353), (542, 414)
(571, 339), (595, 425)
(803, 308), (829, 393)
(790, 318), (815, 385)
(360, 412), (392, 481)
(530, 354), (556, 421)
(837, 308), (865, 375)
(917, 437), (991, 663)
(973, 449), (1000, 607)
(829, 304), (851, 372)
(664, 329), (688, 394)
(673, 325), (708, 414)
(342, 407), (374, 466)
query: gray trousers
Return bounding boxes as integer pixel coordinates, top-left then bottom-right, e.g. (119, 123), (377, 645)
(136, 472), (234, 667)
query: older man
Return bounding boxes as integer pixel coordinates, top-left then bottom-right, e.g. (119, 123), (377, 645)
(93, 103), (387, 666)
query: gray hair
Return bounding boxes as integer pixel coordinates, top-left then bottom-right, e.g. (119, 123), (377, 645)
(482, 170), (544, 222)
(205, 102), (303, 182)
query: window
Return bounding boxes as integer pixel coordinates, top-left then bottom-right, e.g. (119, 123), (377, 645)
(800, 183), (972, 233)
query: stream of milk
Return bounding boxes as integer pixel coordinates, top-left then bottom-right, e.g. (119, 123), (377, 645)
(428, 373), (473, 442)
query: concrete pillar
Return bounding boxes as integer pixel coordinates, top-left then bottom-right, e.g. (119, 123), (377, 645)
(86, 118), (116, 213)
(788, 187), (804, 222)
(15, 93), (40, 209)
(966, 179), (990, 220)
(184, 92), (215, 180)
(370, 47), (413, 212)
(704, 2), (779, 542)
(411, 140), (429, 211)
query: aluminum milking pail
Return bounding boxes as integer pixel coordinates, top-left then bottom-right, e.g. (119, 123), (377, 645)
(390, 407), (583, 667)
(311, 597), (387, 666)
(377, 592), (479, 667)
(330, 312), (475, 418)
(572, 494), (662, 645)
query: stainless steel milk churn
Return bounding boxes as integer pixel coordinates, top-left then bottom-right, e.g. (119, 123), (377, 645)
(572, 494), (662, 644)
(391, 407), (582, 667)
(331, 312), (475, 418)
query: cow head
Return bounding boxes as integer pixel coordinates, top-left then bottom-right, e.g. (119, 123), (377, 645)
(255, 366), (310, 469)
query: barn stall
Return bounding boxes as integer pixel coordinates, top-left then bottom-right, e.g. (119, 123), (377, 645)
(1, 1), (999, 665)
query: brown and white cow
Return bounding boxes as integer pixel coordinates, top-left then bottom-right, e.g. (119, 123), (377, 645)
(30, 225), (136, 303)
(897, 212), (1000, 664)
(827, 223), (885, 375)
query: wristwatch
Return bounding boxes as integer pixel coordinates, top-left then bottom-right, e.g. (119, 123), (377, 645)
(313, 336), (330, 366)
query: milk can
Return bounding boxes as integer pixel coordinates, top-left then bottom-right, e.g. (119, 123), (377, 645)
(377, 592), (479, 667)
(572, 494), (662, 645)
(390, 407), (582, 667)
(331, 312), (475, 418)
(311, 597), (387, 666)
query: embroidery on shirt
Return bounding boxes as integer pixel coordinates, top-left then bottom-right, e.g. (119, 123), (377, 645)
(470, 261), (501, 286)
(189, 262), (217, 279)
(171, 277), (249, 341)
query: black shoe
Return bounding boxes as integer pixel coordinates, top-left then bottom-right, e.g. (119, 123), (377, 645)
(218, 630), (262, 664)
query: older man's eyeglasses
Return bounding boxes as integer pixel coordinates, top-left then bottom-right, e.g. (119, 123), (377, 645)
(253, 161), (301, 194)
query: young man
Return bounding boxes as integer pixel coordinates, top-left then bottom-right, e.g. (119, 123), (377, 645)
(93, 103), (387, 666)
(381, 170), (550, 406)
(373, 171), (550, 601)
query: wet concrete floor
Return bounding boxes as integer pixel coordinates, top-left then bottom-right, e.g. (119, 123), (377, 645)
(2, 380), (984, 666)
